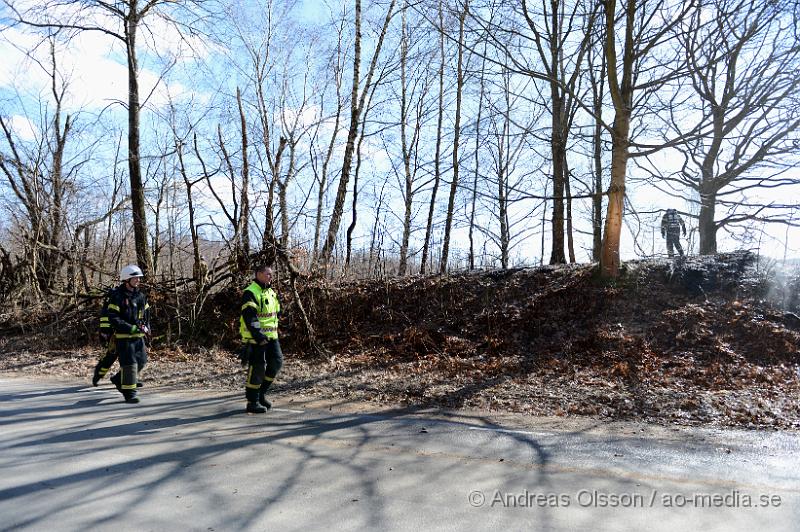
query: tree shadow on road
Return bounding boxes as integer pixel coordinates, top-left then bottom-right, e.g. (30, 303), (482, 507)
(0, 381), (632, 531)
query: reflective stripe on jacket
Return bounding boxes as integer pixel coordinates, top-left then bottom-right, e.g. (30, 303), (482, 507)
(99, 288), (114, 334)
(107, 284), (150, 339)
(661, 211), (685, 233)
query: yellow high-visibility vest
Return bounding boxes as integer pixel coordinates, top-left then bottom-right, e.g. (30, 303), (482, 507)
(239, 282), (280, 343)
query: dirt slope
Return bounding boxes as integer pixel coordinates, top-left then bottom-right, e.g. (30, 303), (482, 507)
(2, 252), (798, 429)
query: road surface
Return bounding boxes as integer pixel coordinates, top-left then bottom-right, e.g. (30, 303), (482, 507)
(1, 375), (798, 531)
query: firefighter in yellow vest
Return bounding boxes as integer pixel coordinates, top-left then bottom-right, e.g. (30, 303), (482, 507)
(240, 264), (283, 414)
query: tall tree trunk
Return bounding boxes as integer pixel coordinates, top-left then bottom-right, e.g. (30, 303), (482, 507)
(549, 112), (566, 264)
(468, 133), (479, 270)
(313, 95), (342, 261)
(592, 105), (604, 262)
(565, 157), (576, 263)
(591, 26), (606, 262)
(344, 136), (361, 270)
(468, 168), (478, 269)
(420, 0), (445, 275)
(540, 199), (546, 266)
(440, 1), (467, 273)
(125, 6), (153, 274)
(319, 0), (396, 269)
(151, 175), (167, 277)
(346, 78), (376, 270)
(177, 139), (202, 284)
(237, 87), (251, 267)
(262, 137), (287, 265)
(698, 187), (717, 254)
(468, 34), (487, 271)
(44, 43), (69, 290)
(280, 140), (296, 251)
(499, 168), (508, 269)
(601, 115), (630, 277)
(368, 182), (387, 273)
(398, 6), (412, 276)
(600, 0), (634, 278)
(498, 82), (510, 269)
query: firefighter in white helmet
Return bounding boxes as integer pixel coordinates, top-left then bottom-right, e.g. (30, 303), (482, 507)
(92, 286), (141, 389)
(107, 264), (151, 403)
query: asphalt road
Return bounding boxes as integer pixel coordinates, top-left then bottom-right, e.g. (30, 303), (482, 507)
(1, 375), (798, 531)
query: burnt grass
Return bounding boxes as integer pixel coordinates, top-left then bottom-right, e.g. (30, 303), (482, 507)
(2, 252), (799, 430)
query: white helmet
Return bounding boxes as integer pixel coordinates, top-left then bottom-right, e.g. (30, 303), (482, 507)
(120, 264), (144, 281)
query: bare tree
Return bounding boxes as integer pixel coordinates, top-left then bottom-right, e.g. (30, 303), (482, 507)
(439, 0), (468, 273)
(172, 124), (204, 285)
(344, 77), (381, 270)
(487, 66), (515, 267)
(477, 60), (542, 270)
(599, 0), (696, 277)
(653, 0), (800, 254)
(0, 38), (88, 297)
(318, 0), (398, 270)
(395, 2), (433, 276)
(468, 31), (489, 270)
(5, 0), (213, 274)
(214, 123), (244, 264)
(519, 0), (598, 265)
(420, 0), (446, 275)
(236, 87), (251, 266)
(228, 0), (300, 262)
(310, 20), (347, 262)
(586, 20), (607, 262)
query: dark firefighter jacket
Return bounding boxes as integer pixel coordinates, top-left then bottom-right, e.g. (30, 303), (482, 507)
(106, 284), (151, 339)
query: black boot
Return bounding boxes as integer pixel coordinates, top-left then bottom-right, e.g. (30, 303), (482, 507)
(246, 402), (267, 414)
(110, 372), (122, 393)
(92, 365), (102, 387)
(258, 393), (272, 410)
(125, 395), (140, 404)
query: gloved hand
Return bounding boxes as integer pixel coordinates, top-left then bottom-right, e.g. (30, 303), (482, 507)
(99, 332), (112, 345)
(682, 228), (686, 236)
(137, 324), (153, 346)
(661, 231), (665, 238)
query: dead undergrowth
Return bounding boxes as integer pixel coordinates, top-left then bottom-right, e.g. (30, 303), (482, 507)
(1, 252), (798, 429)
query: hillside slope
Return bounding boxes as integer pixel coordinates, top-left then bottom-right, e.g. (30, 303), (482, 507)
(2, 252), (799, 428)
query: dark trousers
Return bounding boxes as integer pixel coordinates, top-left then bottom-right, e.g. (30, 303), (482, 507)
(93, 337), (118, 380)
(111, 338), (147, 398)
(245, 339), (283, 403)
(666, 231), (684, 257)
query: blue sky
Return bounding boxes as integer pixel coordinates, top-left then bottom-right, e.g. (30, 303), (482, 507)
(1, 0), (798, 266)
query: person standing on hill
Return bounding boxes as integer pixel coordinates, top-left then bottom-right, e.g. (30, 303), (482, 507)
(661, 209), (687, 258)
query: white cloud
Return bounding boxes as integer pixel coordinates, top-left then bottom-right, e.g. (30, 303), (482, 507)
(0, 27), (52, 92)
(138, 11), (223, 64)
(0, 13), (212, 113)
(6, 114), (38, 141)
(274, 104), (323, 132)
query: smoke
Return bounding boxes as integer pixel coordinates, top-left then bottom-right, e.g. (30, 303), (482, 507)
(759, 258), (800, 313)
